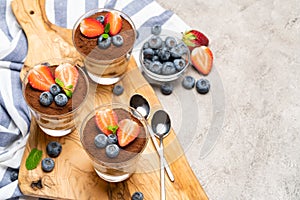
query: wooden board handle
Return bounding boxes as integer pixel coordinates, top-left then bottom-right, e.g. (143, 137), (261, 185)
(11, 0), (81, 78)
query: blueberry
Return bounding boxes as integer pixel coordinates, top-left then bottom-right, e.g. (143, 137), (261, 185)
(46, 141), (62, 158)
(158, 48), (171, 61)
(148, 61), (163, 74)
(170, 46), (183, 58)
(143, 48), (155, 59)
(96, 15), (105, 24)
(165, 36), (177, 49)
(160, 83), (173, 95)
(39, 91), (53, 106)
(41, 62), (50, 66)
(107, 134), (118, 144)
(98, 35), (111, 49)
(112, 34), (124, 47)
(94, 134), (108, 148)
(142, 42), (150, 49)
(143, 59), (152, 68)
(10, 170), (19, 182)
(176, 42), (189, 54)
(41, 158), (55, 172)
(196, 78), (210, 94)
(131, 191), (144, 200)
(49, 84), (61, 96)
(54, 93), (68, 106)
(151, 24), (162, 35)
(105, 144), (120, 158)
(148, 35), (163, 49)
(152, 55), (160, 62)
(112, 84), (124, 96)
(182, 76), (195, 89)
(173, 58), (186, 71)
(161, 62), (176, 75)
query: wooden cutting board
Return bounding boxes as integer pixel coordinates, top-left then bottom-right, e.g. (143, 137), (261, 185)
(12, 0), (208, 199)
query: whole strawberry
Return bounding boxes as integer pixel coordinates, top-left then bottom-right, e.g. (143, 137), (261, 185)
(182, 30), (209, 51)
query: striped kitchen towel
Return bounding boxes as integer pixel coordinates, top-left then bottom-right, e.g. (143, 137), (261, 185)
(0, 0), (189, 199)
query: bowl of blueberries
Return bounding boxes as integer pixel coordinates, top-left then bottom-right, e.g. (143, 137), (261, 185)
(139, 33), (190, 83)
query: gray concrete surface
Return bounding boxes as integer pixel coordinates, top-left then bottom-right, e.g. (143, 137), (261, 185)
(156, 0), (300, 199)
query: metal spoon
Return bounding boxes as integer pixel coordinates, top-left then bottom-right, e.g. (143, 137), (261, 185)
(151, 110), (171, 200)
(130, 94), (174, 182)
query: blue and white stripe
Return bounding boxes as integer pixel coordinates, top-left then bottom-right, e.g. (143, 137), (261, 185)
(0, 0), (189, 198)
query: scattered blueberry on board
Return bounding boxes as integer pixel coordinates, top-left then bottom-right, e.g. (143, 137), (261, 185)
(10, 170), (19, 182)
(196, 78), (210, 94)
(131, 191), (144, 200)
(94, 134), (108, 148)
(112, 84), (124, 96)
(105, 144), (120, 158)
(41, 158), (55, 172)
(160, 82), (173, 95)
(46, 141), (62, 158)
(182, 76), (195, 89)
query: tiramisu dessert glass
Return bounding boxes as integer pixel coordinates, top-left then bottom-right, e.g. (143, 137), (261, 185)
(80, 103), (149, 182)
(72, 8), (137, 85)
(22, 59), (89, 137)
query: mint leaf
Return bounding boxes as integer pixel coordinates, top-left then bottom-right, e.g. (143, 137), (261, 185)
(26, 148), (42, 170)
(66, 85), (73, 89)
(104, 23), (110, 34)
(102, 33), (109, 39)
(55, 78), (64, 88)
(65, 90), (73, 98)
(107, 125), (118, 134)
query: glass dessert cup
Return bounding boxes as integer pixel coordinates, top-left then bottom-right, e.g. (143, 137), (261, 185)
(80, 103), (149, 182)
(22, 59), (89, 137)
(72, 8), (137, 85)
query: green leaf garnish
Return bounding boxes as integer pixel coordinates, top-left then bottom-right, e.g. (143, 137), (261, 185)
(65, 90), (73, 98)
(104, 23), (110, 34)
(25, 148), (43, 170)
(102, 33), (109, 39)
(55, 78), (64, 88)
(66, 85), (73, 89)
(107, 125), (118, 134)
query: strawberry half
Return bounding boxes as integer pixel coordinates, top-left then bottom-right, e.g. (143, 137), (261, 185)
(182, 30), (209, 51)
(191, 46), (213, 75)
(117, 119), (140, 147)
(28, 64), (55, 91)
(80, 18), (104, 38)
(54, 63), (79, 98)
(104, 11), (122, 36)
(95, 109), (118, 136)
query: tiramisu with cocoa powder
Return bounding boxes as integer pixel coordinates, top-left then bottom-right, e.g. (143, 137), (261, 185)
(72, 8), (136, 85)
(22, 60), (89, 136)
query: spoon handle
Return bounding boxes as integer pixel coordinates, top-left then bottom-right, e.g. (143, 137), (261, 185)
(147, 124), (175, 182)
(160, 140), (166, 200)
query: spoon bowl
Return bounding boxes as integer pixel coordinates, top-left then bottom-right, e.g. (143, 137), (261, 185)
(129, 94), (150, 119)
(151, 110), (171, 138)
